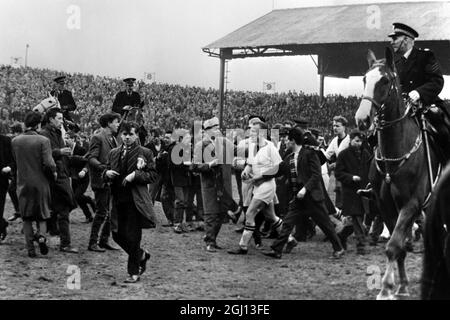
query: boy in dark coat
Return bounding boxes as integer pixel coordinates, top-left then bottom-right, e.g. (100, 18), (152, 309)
(104, 122), (159, 283)
(335, 130), (371, 254)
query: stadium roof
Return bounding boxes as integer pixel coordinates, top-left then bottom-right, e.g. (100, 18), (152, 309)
(203, 1), (450, 77)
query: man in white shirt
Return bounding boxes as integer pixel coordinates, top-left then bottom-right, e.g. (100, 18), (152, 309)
(325, 116), (350, 210)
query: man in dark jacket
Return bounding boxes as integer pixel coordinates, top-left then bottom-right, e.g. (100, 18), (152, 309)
(169, 130), (193, 233)
(87, 112), (121, 252)
(0, 133), (14, 241)
(66, 132), (95, 223)
(6, 123), (22, 222)
(335, 130), (371, 255)
(104, 122), (158, 283)
(263, 128), (345, 259)
(40, 108), (78, 253)
(112, 78), (142, 116)
(12, 112), (56, 257)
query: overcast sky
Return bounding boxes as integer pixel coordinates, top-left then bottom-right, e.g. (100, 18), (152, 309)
(1, 0), (449, 97)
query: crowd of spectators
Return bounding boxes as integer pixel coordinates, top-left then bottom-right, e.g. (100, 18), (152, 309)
(1, 65), (368, 139)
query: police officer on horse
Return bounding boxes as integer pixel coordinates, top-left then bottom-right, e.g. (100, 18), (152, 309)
(358, 22), (449, 198)
(50, 76), (79, 132)
(112, 77), (142, 116)
(388, 22), (450, 158)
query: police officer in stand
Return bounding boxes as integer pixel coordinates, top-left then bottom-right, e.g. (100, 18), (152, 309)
(112, 78), (142, 116)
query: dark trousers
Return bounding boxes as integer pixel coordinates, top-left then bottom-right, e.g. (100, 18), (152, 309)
(334, 182), (343, 210)
(0, 185), (8, 235)
(112, 202), (143, 276)
(7, 178), (19, 213)
(89, 187), (111, 247)
(174, 186), (191, 224)
(234, 169), (244, 207)
(161, 183), (175, 223)
(204, 211), (225, 246)
(56, 207), (71, 248)
(187, 183), (203, 222)
(340, 216), (367, 248)
(271, 197), (343, 253)
(72, 178), (94, 219)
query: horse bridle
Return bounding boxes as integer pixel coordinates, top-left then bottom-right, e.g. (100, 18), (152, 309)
(361, 67), (411, 130)
(361, 65), (421, 183)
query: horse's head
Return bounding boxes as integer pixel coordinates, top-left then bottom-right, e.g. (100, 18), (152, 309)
(33, 94), (60, 114)
(355, 47), (398, 131)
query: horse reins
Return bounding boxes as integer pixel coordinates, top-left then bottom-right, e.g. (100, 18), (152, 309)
(361, 69), (423, 183)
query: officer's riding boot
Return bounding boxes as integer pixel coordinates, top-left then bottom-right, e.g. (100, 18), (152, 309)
(425, 106), (450, 162)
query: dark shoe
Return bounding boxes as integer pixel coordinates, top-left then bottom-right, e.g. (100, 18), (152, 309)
(88, 244), (106, 252)
(7, 213), (20, 222)
(99, 242), (120, 250)
(227, 247), (248, 255)
(234, 226), (244, 233)
(173, 224), (185, 234)
(35, 235), (49, 255)
(139, 251), (151, 275)
(195, 221), (205, 231)
(124, 275), (140, 283)
(0, 221), (8, 241)
(285, 239), (298, 254)
(60, 246), (79, 254)
(263, 250), (282, 259)
(212, 243), (223, 250)
(369, 238), (378, 246)
(206, 245), (217, 253)
(332, 249), (345, 259)
(28, 251), (37, 258)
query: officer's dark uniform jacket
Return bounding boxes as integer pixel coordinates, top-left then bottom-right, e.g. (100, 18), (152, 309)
(50, 89), (78, 130)
(112, 91), (141, 116)
(395, 47), (444, 107)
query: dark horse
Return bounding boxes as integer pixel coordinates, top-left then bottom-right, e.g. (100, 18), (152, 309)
(355, 47), (441, 299)
(421, 164), (450, 299)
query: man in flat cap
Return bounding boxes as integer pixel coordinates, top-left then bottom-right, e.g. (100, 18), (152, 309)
(50, 76), (78, 131)
(388, 22), (449, 158)
(191, 116), (238, 252)
(112, 78), (142, 116)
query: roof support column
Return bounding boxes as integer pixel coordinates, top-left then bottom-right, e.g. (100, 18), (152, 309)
(319, 74), (325, 103)
(218, 52), (226, 129)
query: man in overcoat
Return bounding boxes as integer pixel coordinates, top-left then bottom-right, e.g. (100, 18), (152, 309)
(192, 117), (238, 252)
(12, 112), (56, 257)
(40, 108), (78, 253)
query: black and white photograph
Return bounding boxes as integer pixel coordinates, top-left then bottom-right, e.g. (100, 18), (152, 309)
(1, 0), (450, 306)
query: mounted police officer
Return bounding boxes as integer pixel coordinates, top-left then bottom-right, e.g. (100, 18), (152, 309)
(112, 78), (142, 116)
(388, 22), (449, 159)
(358, 22), (449, 198)
(50, 76), (79, 132)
